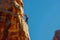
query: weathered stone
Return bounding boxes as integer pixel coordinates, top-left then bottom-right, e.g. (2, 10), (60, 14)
(0, 0), (30, 40)
(53, 30), (60, 40)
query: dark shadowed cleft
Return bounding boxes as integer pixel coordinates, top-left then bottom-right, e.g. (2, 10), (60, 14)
(55, 30), (60, 40)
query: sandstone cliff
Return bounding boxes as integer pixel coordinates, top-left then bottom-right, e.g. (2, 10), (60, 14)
(53, 30), (60, 40)
(0, 0), (30, 40)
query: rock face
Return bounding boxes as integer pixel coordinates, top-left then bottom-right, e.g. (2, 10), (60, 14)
(0, 0), (30, 40)
(53, 30), (60, 40)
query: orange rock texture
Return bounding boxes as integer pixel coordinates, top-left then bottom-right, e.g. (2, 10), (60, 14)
(0, 0), (30, 40)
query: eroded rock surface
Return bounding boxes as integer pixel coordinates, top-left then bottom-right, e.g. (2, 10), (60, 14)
(0, 0), (30, 40)
(53, 30), (60, 40)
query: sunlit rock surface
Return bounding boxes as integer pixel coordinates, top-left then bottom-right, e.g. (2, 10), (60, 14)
(0, 0), (30, 40)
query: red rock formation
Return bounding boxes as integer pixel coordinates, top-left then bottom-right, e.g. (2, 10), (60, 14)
(53, 30), (60, 40)
(0, 0), (30, 40)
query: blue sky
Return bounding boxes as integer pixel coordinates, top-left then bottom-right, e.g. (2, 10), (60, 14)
(23, 0), (60, 40)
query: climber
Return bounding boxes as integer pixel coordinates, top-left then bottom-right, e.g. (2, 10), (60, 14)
(24, 14), (29, 24)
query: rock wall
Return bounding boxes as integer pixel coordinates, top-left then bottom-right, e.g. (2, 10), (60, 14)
(0, 0), (30, 40)
(53, 30), (60, 40)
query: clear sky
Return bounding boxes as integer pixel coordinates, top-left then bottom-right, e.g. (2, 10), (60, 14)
(23, 0), (60, 40)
